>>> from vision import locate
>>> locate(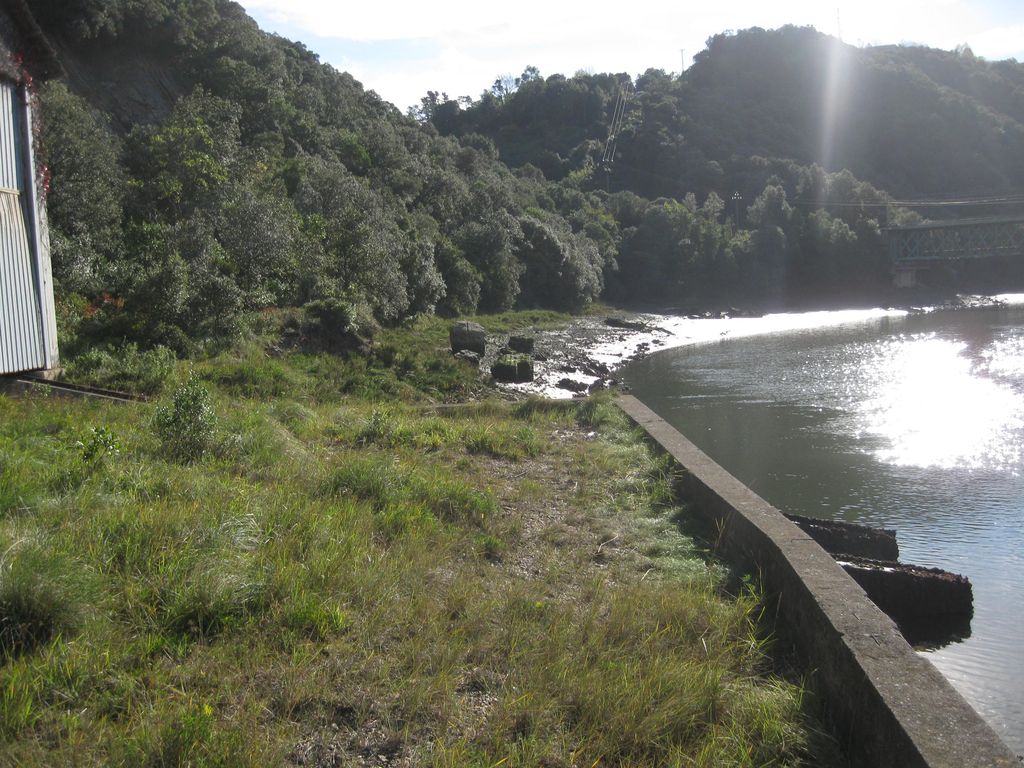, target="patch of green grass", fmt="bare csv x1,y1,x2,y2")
463,422,541,460
0,455,36,517
351,406,541,461
321,452,496,526
199,353,301,399
63,343,176,395
0,311,840,765
0,537,92,658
